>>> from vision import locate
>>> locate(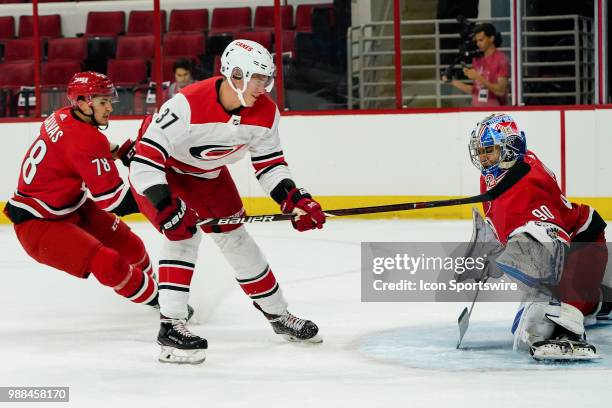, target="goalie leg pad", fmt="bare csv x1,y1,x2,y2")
496,231,566,291
512,300,586,351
